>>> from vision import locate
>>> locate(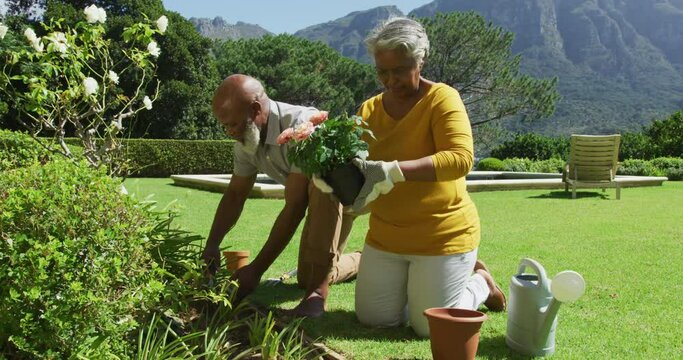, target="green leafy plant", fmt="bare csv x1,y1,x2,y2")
278,111,371,176
476,157,505,171
0,159,166,358
245,311,319,360
0,129,51,171
0,5,166,175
